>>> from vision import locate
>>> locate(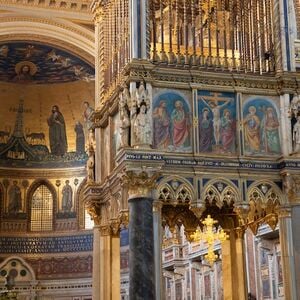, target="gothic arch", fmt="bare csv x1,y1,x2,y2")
246,180,284,233
26,179,57,231
202,178,240,209
157,176,195,205
0,14,94,64
247,180,284,205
